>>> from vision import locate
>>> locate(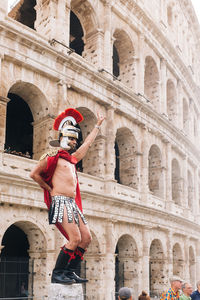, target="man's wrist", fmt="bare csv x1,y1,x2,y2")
95,124,101,129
